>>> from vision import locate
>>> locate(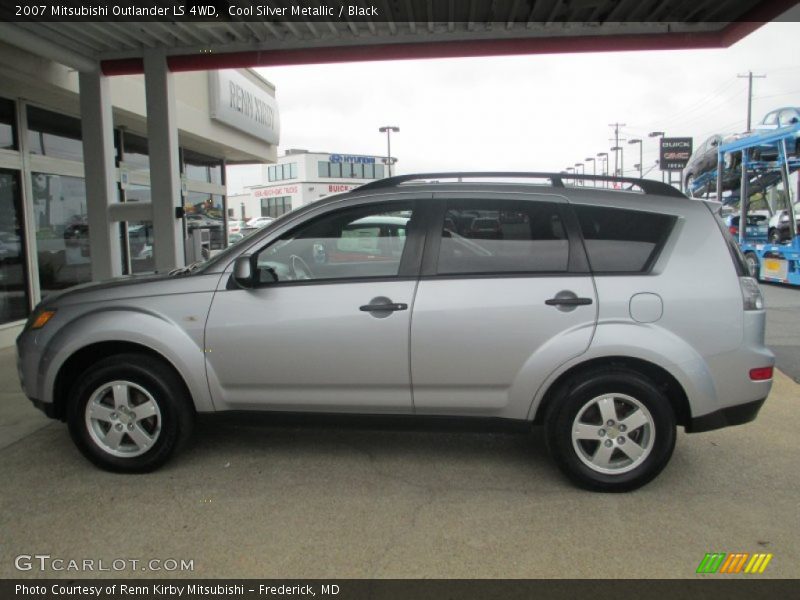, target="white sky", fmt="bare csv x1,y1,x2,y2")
227,11,800,193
